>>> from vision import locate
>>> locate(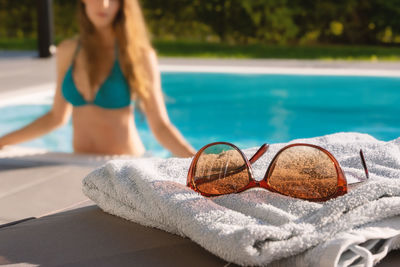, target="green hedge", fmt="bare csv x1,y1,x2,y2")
0,0,399,45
